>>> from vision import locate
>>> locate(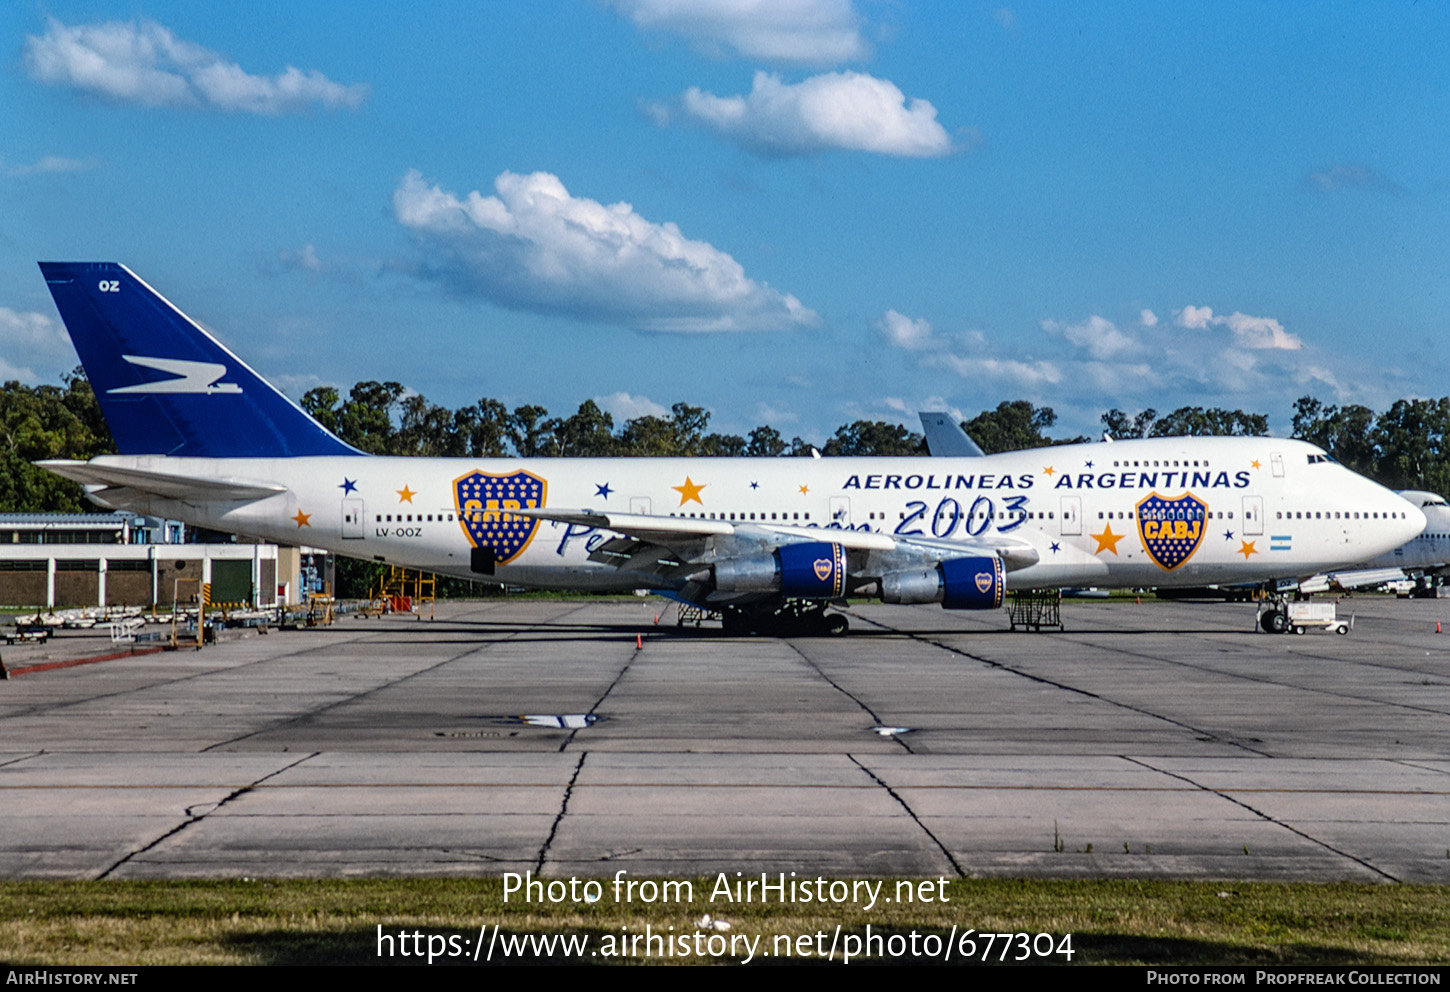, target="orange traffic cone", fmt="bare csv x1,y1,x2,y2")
653,614,659,625
635,634,643,650
1437,622,1442,634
